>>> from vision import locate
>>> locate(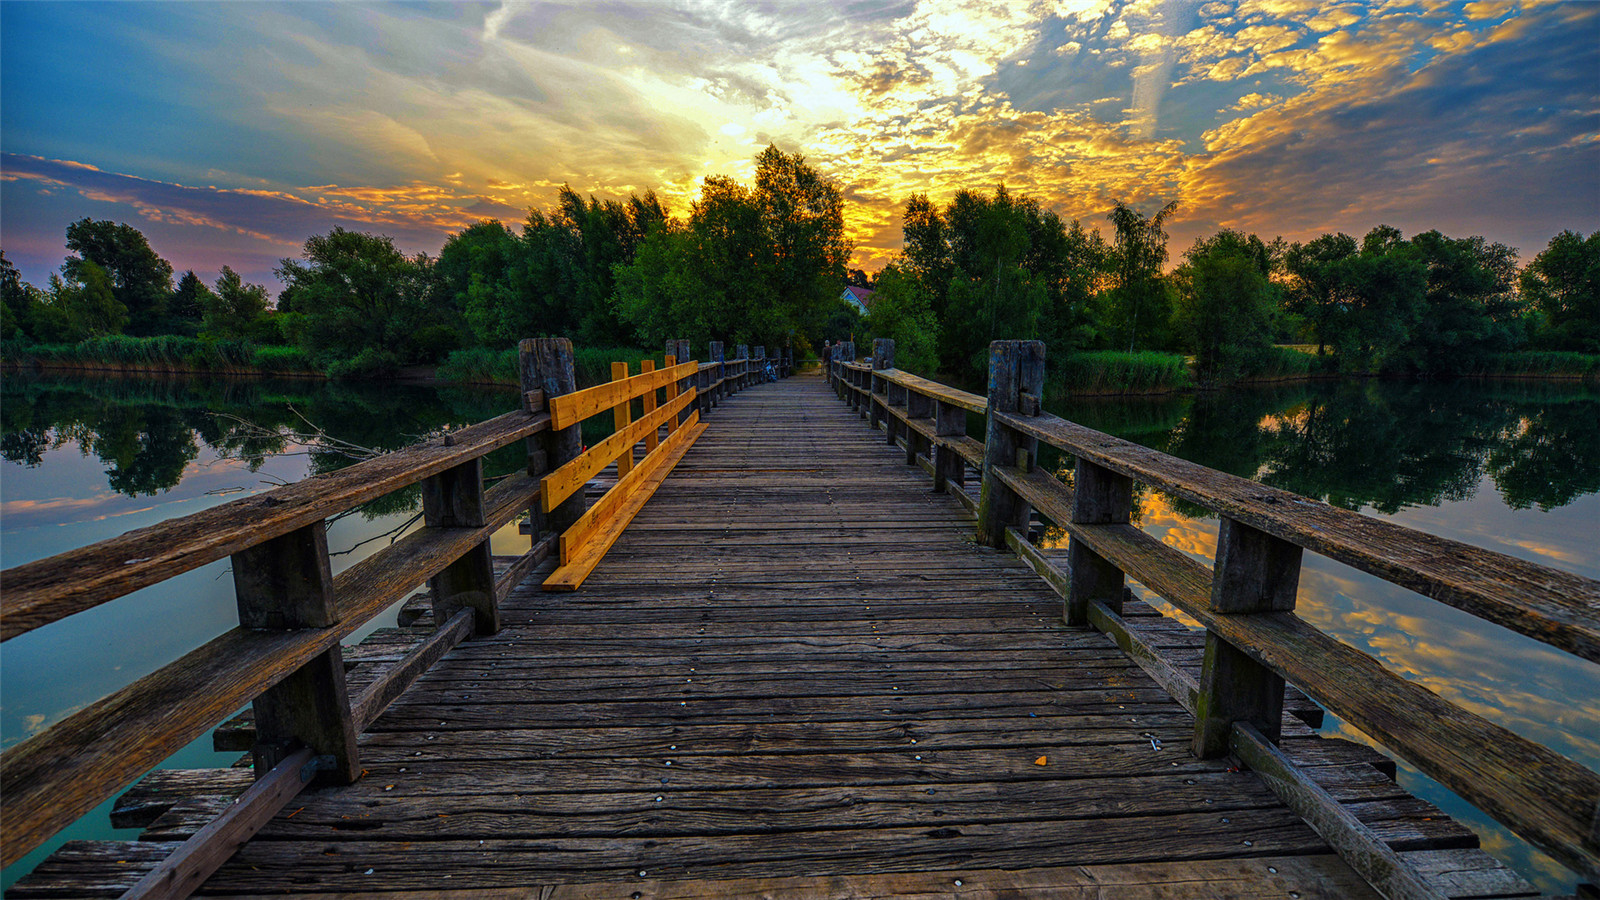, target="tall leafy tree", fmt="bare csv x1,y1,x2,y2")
753,145,850,342
31,260,127,342
1283,233,1359,357
63,219,173,334
1101,199,1178,351
276,228,437,372
1,251,35,339
1396,230,1521,373
168,271,214,329
202,266,269,340
1173,230,1280,379
1520,230,1599,352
